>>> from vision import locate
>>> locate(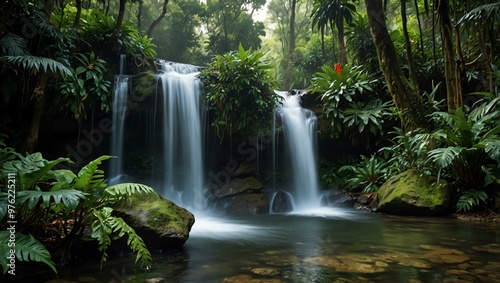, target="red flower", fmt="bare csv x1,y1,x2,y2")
334,63,342,75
